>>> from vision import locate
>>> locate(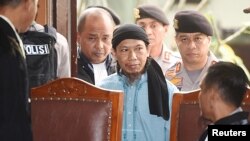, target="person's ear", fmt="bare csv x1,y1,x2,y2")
163,25,168,33
175,35,180,47
209,87,220,104
23,0,32,10
76,32,81,44
207,36,212,44
111,48,117,60
146,46,150,56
